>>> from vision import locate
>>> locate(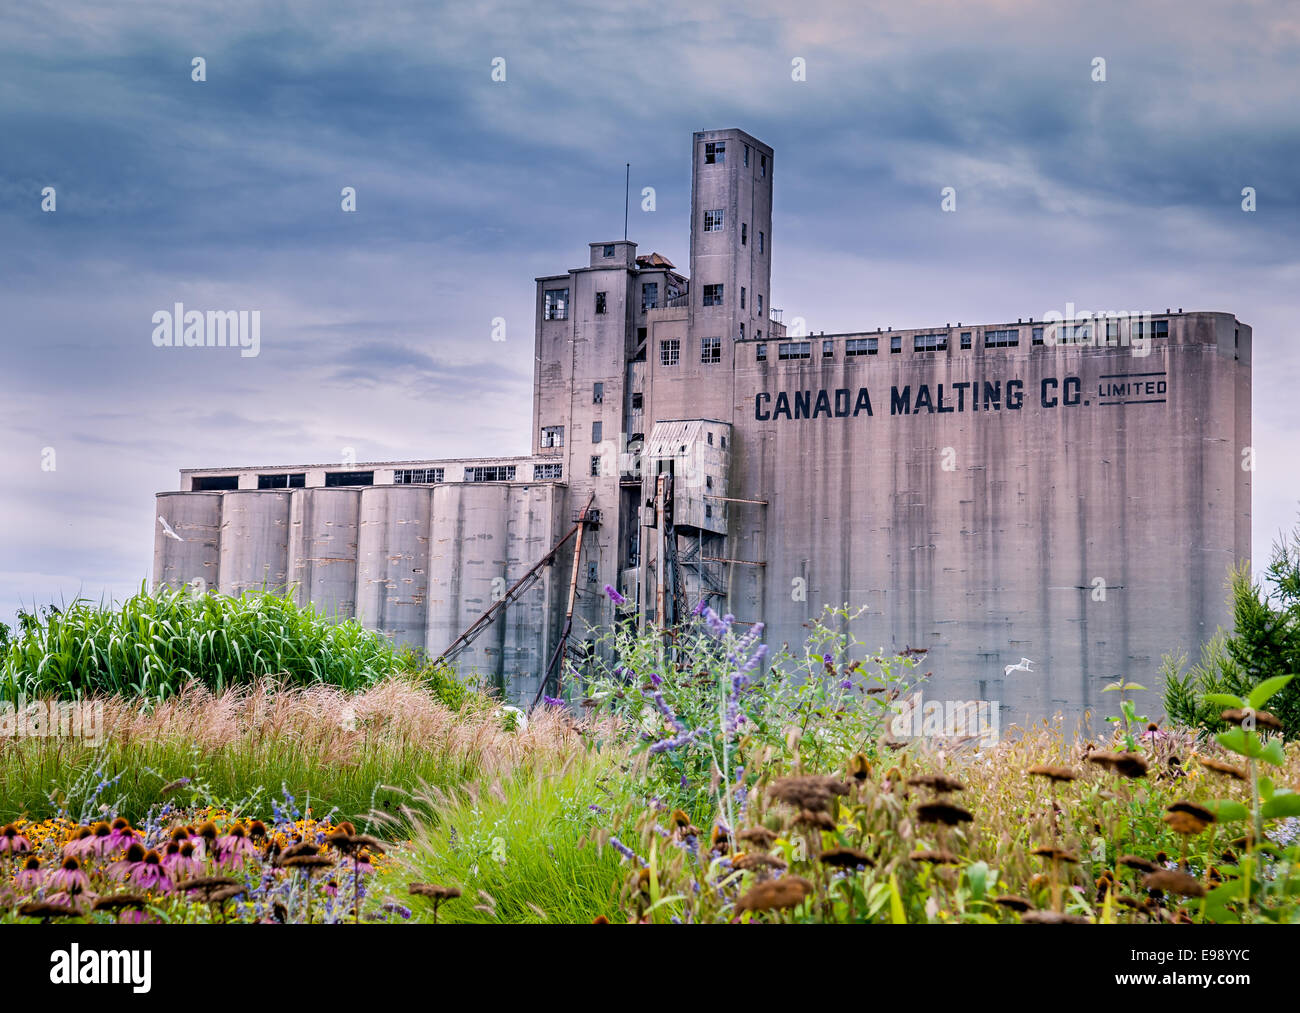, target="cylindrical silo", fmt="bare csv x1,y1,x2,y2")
287,488,360,620
153,491,223,592
217,491,291,598
427,483,510,686
501,484,567,703
355,486,431,649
